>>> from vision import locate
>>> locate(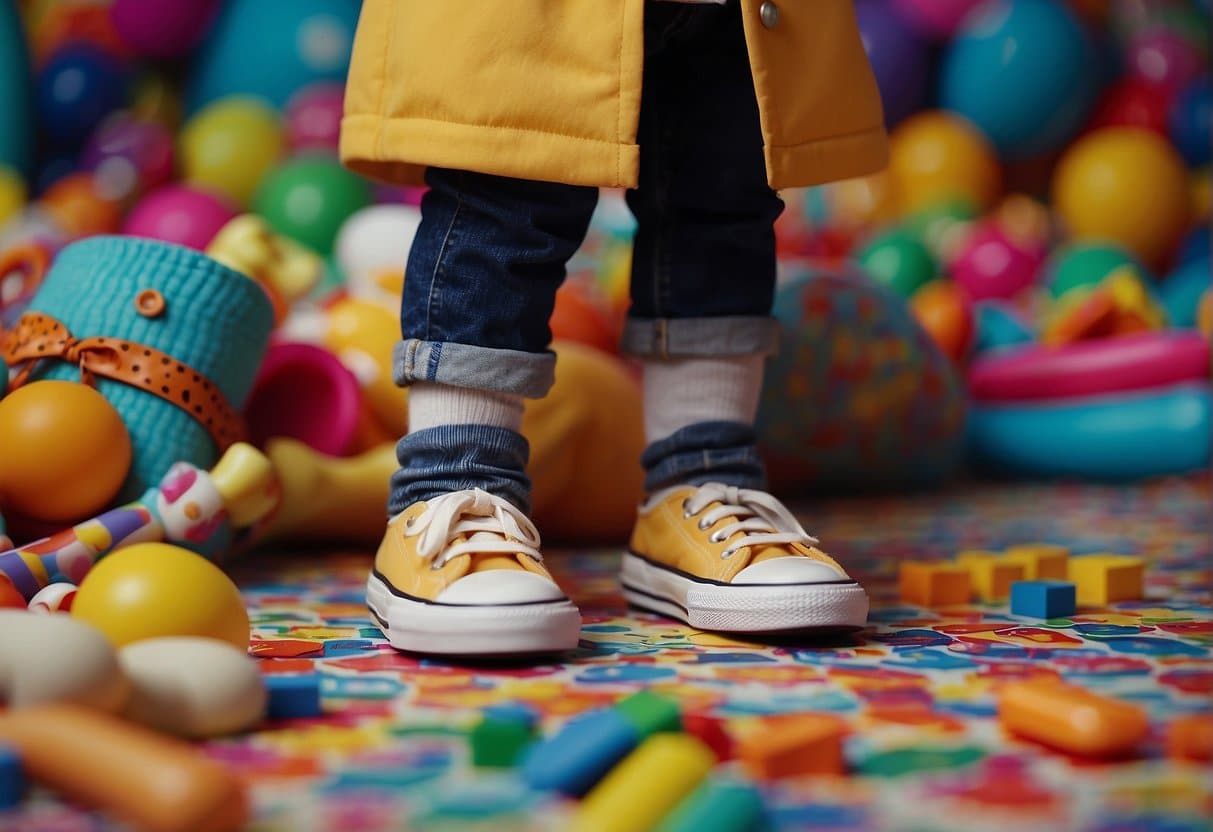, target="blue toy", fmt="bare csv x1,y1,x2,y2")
973,302,1034,355
186,0,360,113
658,779,766,832
520,707,638,796
0,0,31,174
940,0,1100,160
968,384,1212,480
1159,257,1212,329
1011,581,1077,619
1168,74,1211,168
35,45,131,146
0,743,22,809
1176,227,1210,267
265,674,323,720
